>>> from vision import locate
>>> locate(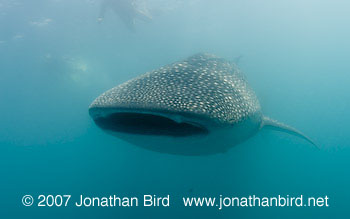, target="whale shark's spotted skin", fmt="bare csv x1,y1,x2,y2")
90,53,261,125
89,53,315,155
